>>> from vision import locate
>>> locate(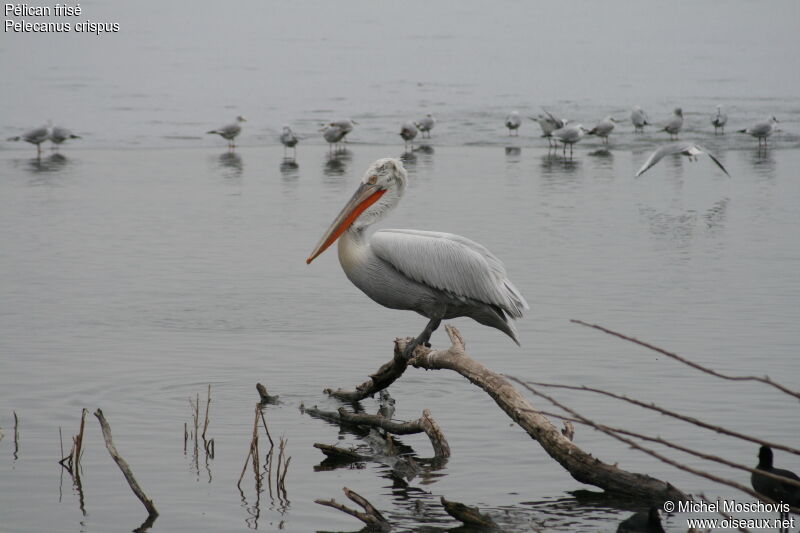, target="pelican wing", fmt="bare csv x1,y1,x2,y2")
371,229,528,317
